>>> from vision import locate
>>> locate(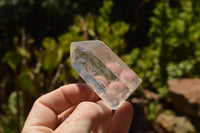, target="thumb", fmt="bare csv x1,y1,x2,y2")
55,101,112,133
